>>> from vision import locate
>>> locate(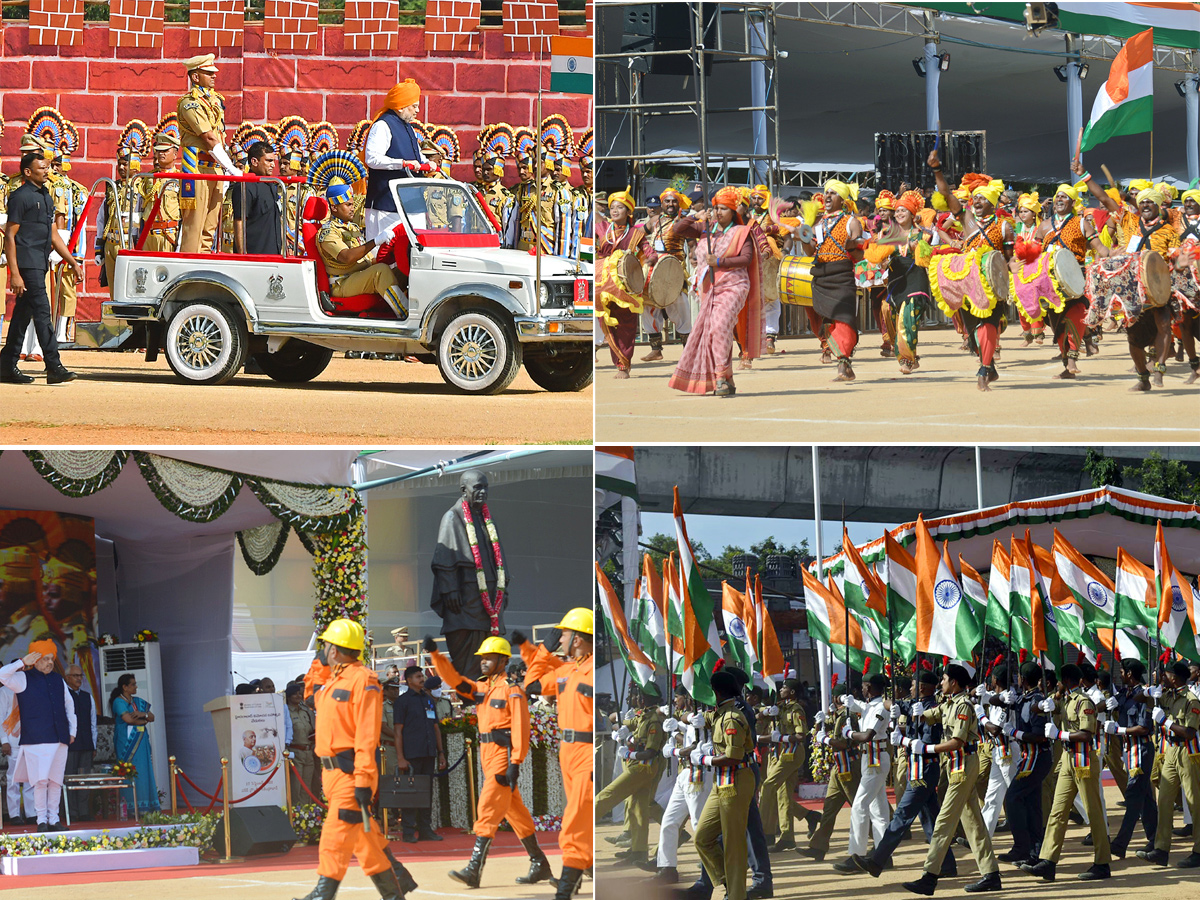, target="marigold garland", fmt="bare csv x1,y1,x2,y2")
808,720,832,784
311,515,368,636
